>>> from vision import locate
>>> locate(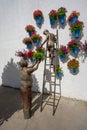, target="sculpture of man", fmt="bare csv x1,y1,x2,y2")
19,59,40,119
41,29,57,64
